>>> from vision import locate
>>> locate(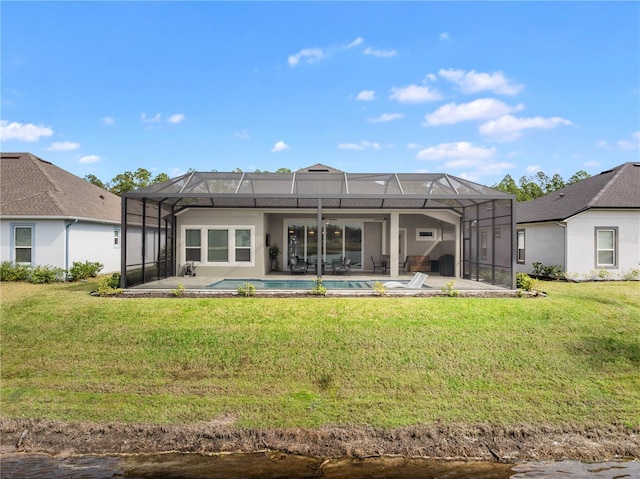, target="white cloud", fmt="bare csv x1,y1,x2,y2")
598,131,640,150
102,116,115,126
479,115,572,141
583,160,601,168
0,120,53,142
363,47,397,58
617,131,640,150
141,113,162,123
79,155,101,164
390,84,442,103
526,165,542,174
356,90,376,101
424,98,525,126
338,140,381,150
48,141,80,151
438,68,524,95
347,37,364,48
406,143,423,150
235,130,250,139
416,141,496,162
271,140,289,152
476,161,516,175
288,48,324,67
167,113,185,124
439,32,451,41
367,113,403,123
